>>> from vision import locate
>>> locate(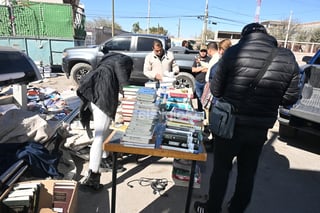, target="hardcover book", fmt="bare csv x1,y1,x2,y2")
52,182,76,213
